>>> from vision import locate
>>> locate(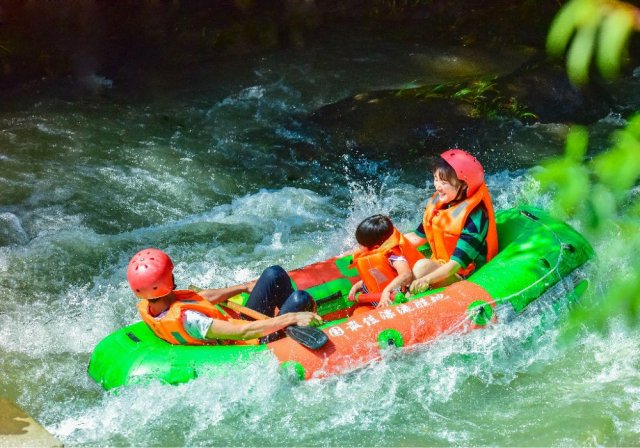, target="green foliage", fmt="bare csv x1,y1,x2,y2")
536,117,640,329
536,127,590,217
538,118,640,230
542,0,640,331
547,0,638,85
398,78,538,122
